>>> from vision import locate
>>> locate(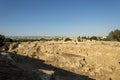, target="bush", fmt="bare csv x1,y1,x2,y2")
64,37,72,42
81,36,87,39
40,38,48,41
54,38,63,41
4,38,13,42
77,36,81,42
107,29,120,41
90,36,98,40
0,34,5,47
